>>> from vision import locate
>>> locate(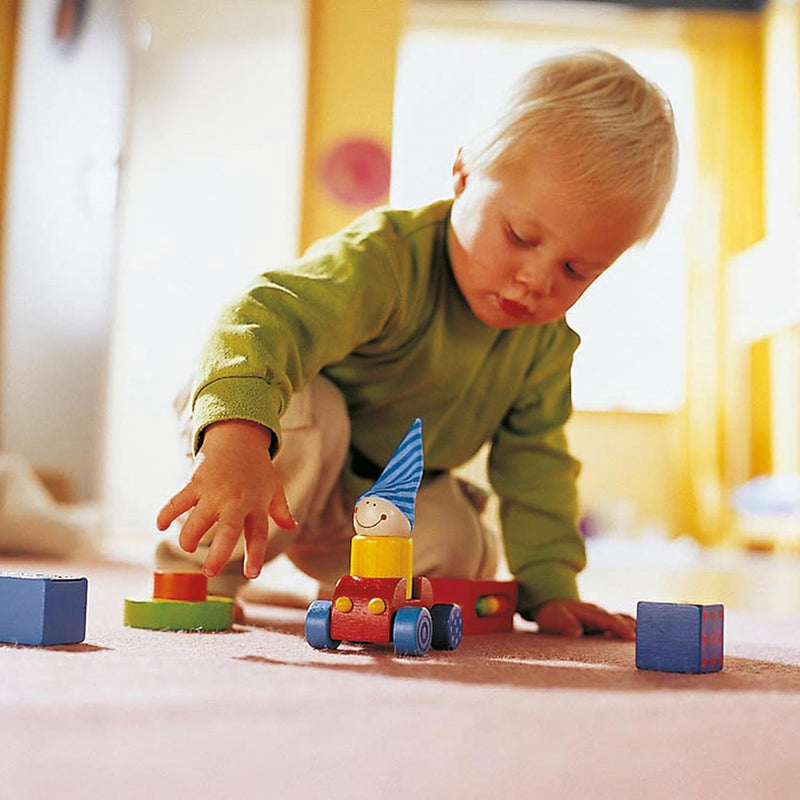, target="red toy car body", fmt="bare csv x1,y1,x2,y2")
305,574,463,656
